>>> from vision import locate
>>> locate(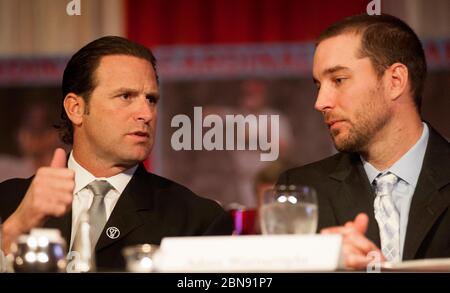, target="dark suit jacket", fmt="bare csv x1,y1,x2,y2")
278,127,450,260
0,163,233,270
